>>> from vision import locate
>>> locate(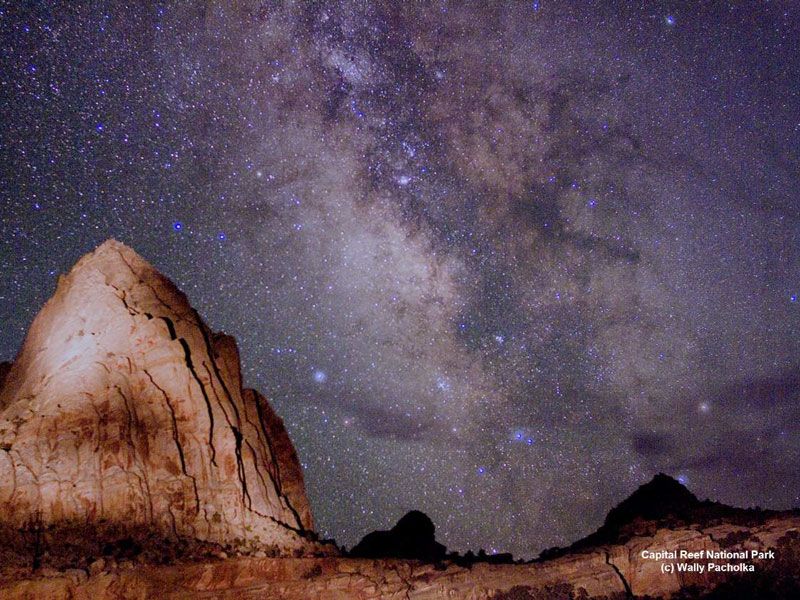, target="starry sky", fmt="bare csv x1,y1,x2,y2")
1,1,799,559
